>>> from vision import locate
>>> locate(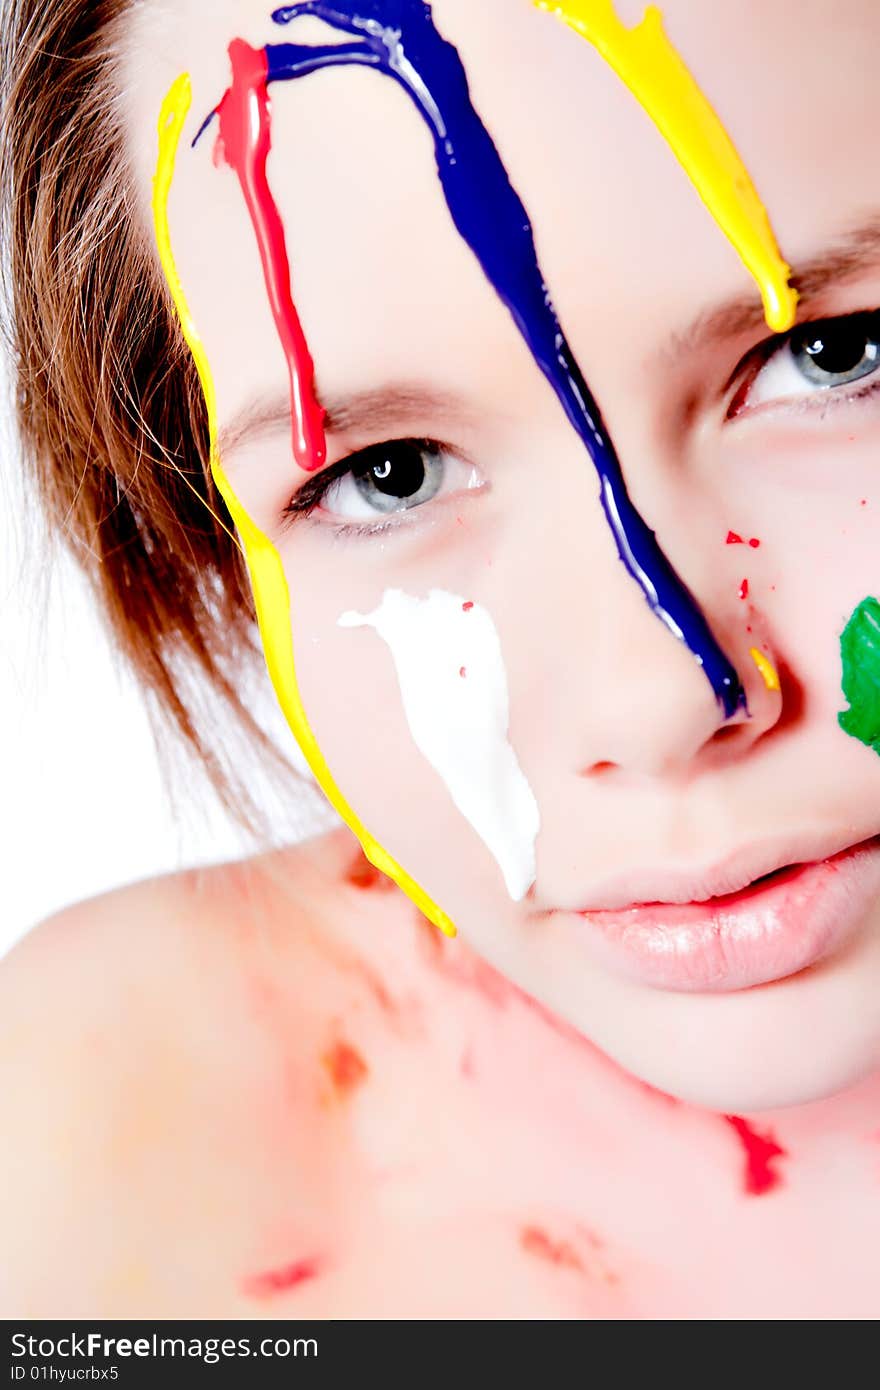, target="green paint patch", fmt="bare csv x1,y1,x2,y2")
839,596,880,753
